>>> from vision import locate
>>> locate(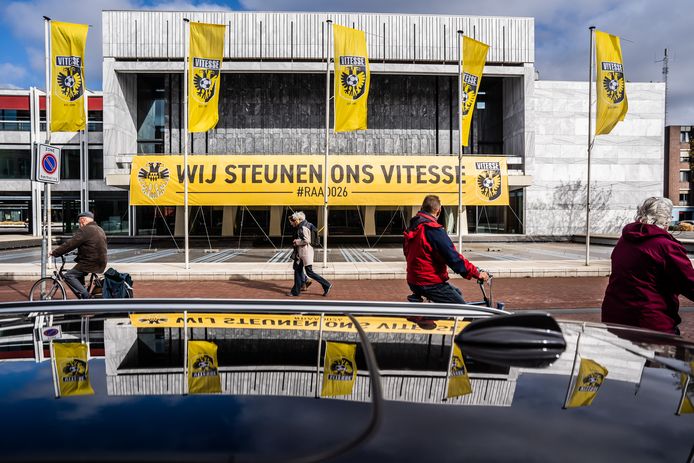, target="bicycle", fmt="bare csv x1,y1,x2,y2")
407,274,506,309
28,255,132,301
